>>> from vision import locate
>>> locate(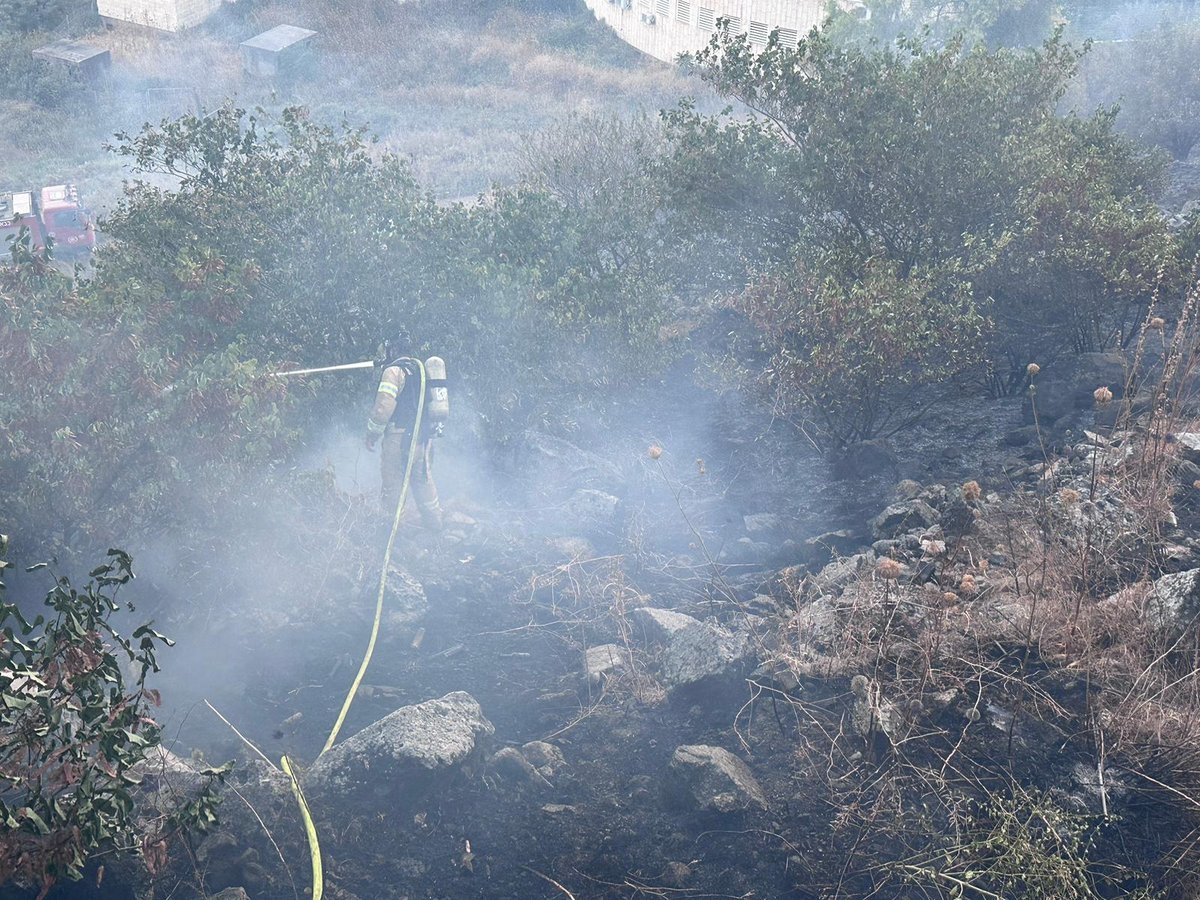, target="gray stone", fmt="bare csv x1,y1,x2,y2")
563,488,621,536
522,741,567,778
871,500,939,539
1170,433,1200,466
743,513,785,535
810,552,874,596
207,890,251,900
584,643,627,683
1146,568,1200,631
630,607,751,688
309,692,493,802
384,564,427,626
489,746,551,788
720,536,773,564
802,529,861,567
892,479,923,502
667,744,767,813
